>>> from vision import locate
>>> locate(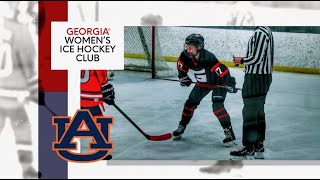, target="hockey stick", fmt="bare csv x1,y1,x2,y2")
113,104,172,141
159,78,242,91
